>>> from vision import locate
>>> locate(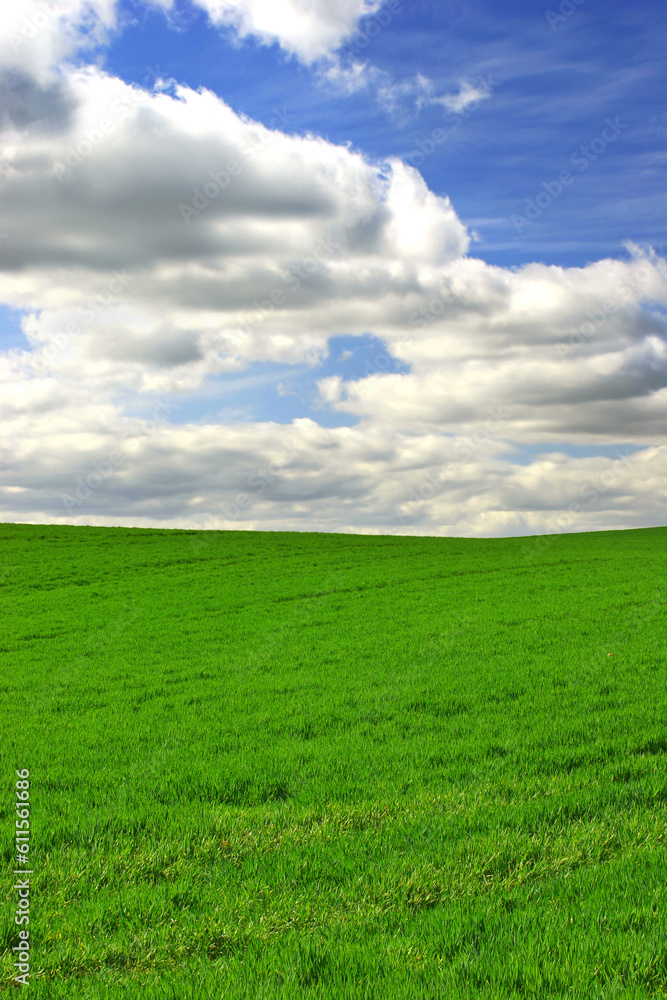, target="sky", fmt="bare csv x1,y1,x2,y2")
0,0,665,537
